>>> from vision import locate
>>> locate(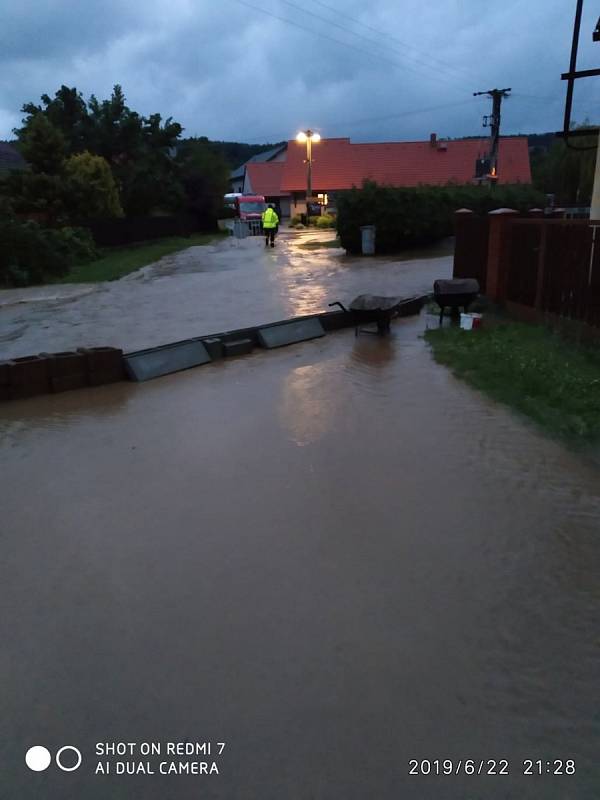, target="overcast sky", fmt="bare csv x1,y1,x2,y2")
1,0,599,145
